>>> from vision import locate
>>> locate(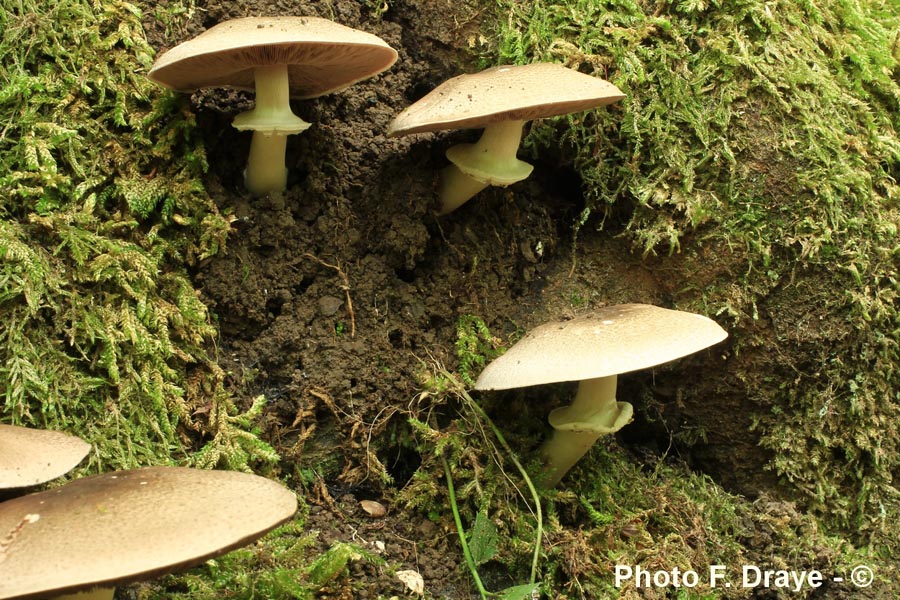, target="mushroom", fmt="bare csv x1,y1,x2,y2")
0,466,297,599
0,425,90,490
474,304,727,487
148,16,397,195
386,62,624,214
